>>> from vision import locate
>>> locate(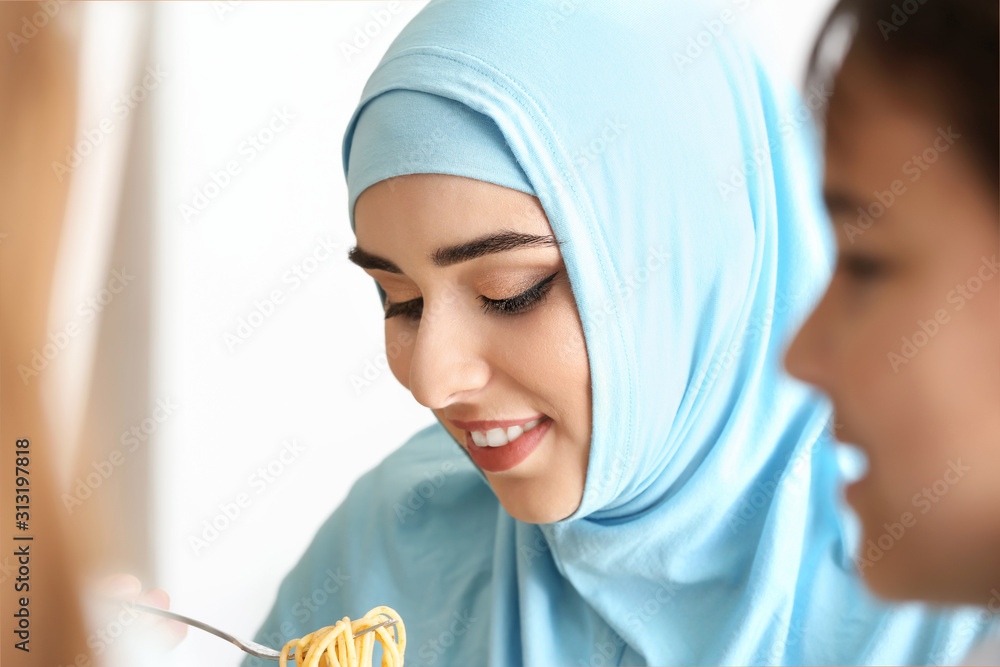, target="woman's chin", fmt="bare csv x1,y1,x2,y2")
492,480,583,525
860,559,960,605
